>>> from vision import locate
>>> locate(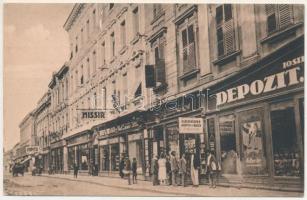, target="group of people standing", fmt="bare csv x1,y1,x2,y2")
119,157,138,185
151,150,220,188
